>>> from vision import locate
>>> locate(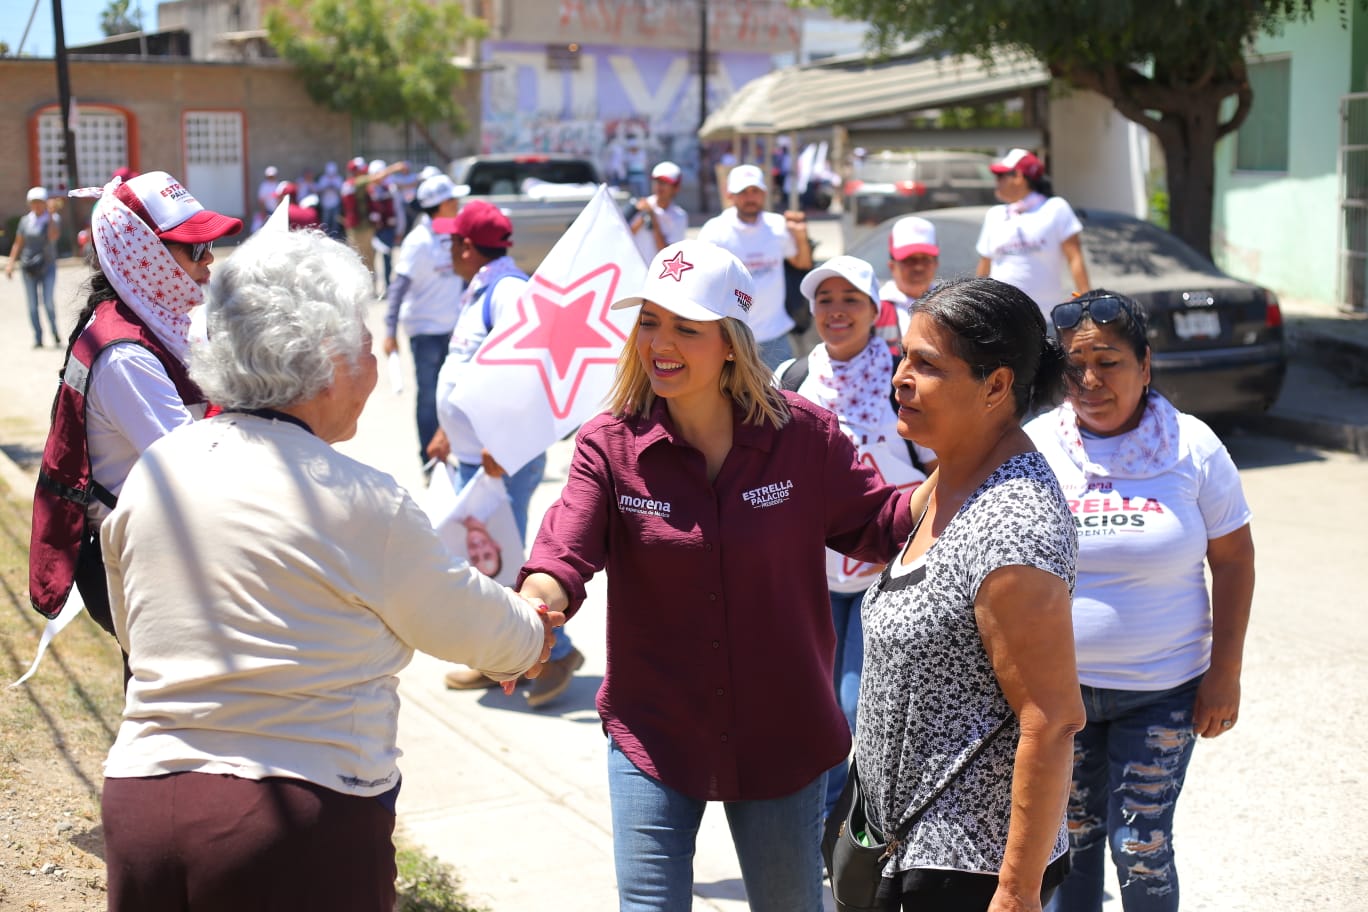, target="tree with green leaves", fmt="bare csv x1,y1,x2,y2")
806,0,1344,258
100,0,143,37
265,0,486,163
